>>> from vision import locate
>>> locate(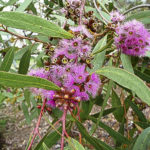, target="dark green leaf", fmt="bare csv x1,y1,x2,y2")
89,116,130,144
18,46,31,74
126,98,147,122
22,101,31,124
75,119,115,150
0,71,60,90
0,47,14,72
0,11,73,39
112,90,124,122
